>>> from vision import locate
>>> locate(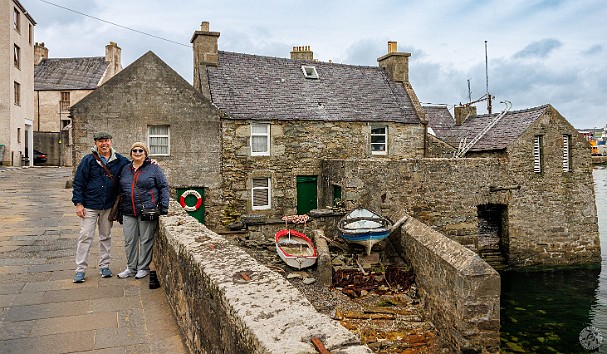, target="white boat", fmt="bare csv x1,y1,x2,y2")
275,229,318,269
